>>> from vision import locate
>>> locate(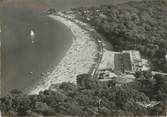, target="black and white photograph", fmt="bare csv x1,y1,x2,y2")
1,0,167,116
